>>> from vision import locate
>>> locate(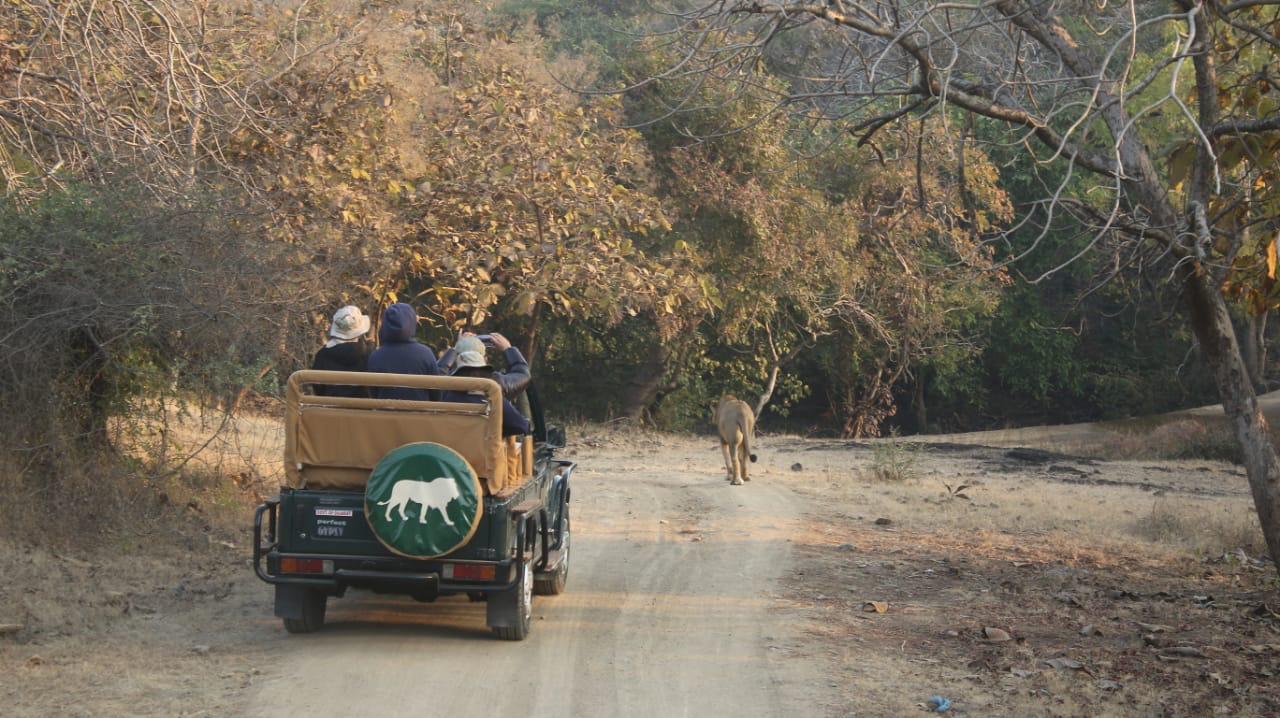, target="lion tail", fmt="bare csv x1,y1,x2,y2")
742,417,758,463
